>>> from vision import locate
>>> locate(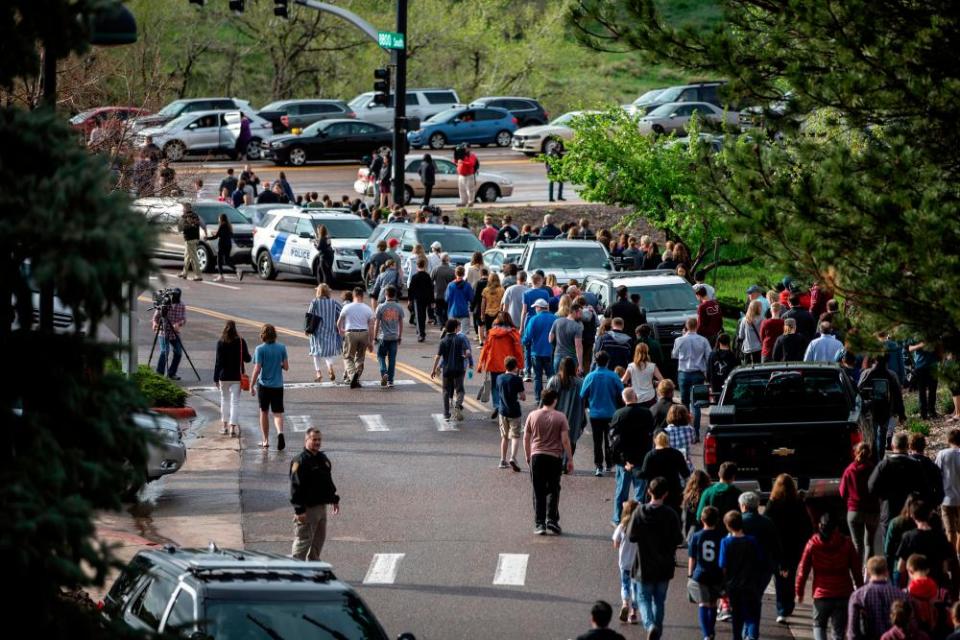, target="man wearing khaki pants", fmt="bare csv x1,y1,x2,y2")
337,287,375,389
290,427,340,560
178,203,203,281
